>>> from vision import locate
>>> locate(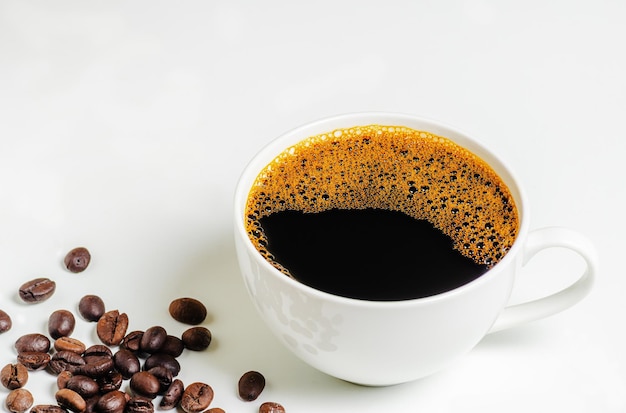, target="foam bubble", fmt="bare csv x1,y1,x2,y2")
245,125,518,269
